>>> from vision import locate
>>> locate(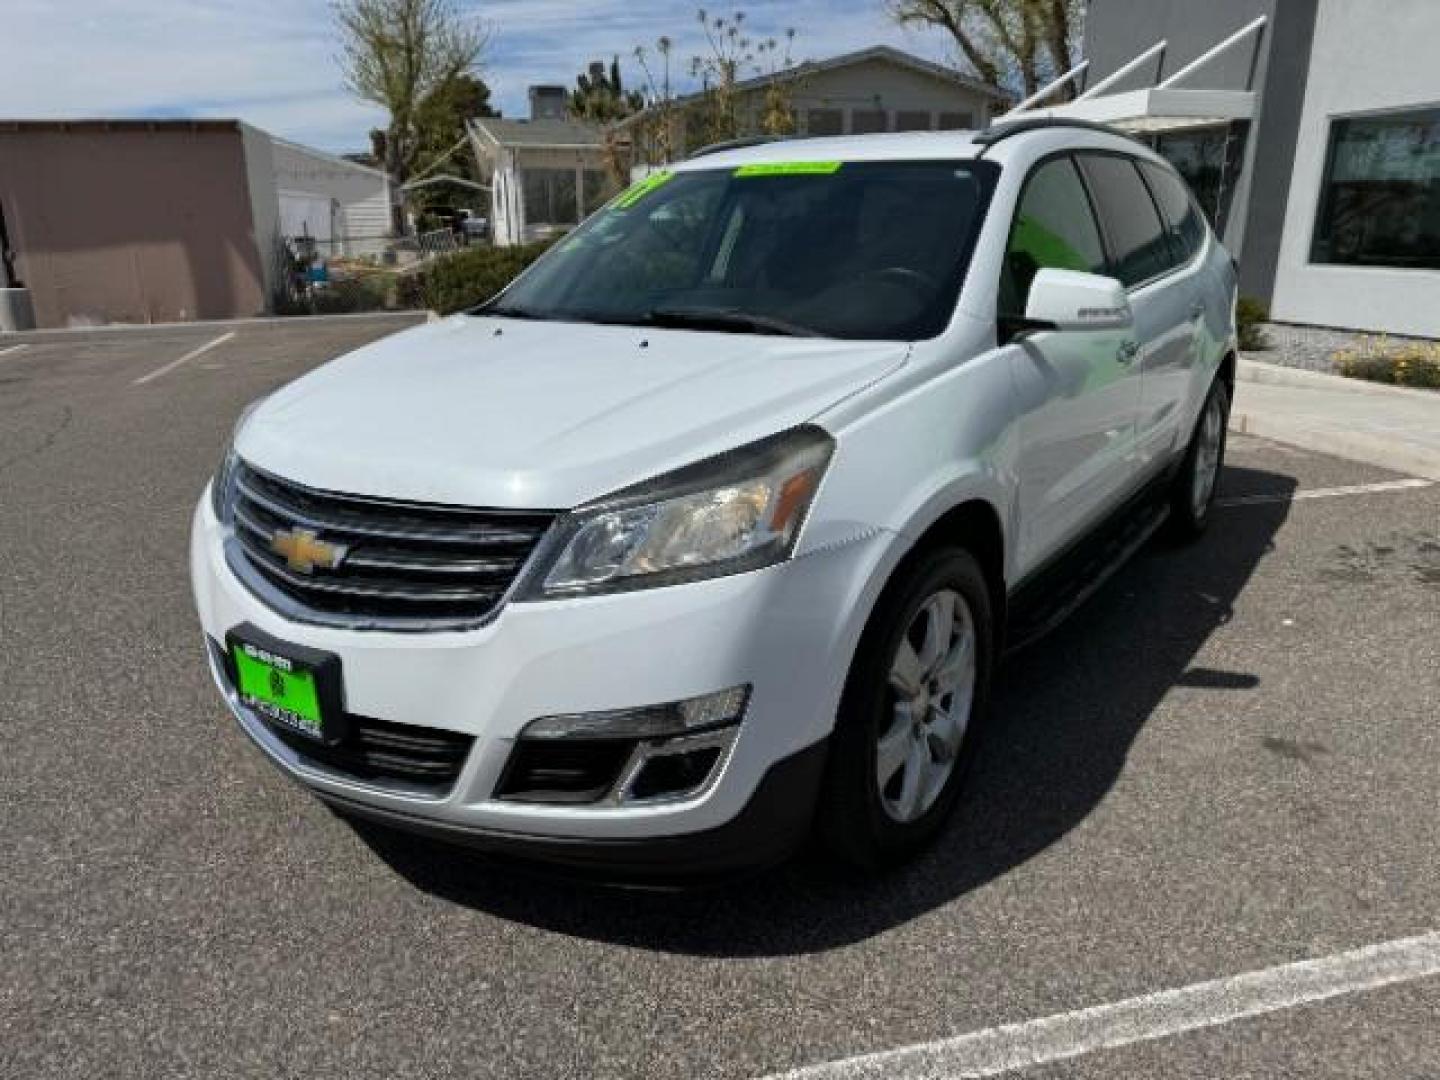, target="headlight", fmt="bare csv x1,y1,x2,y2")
210,395,269,525
210,445,240,524
523,426,834,598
